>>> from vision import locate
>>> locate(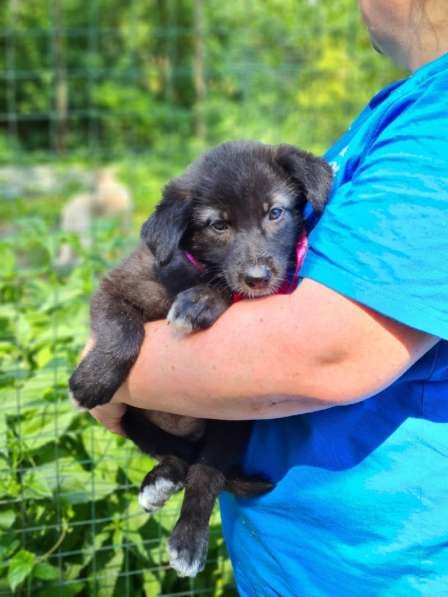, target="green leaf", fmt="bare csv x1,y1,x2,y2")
143,569,160,596
81,425,122,462
7,549,36,592
19,403,77,451
0,510,16,530
0,535,20,561
96,548,124,597
121,448,154,487
81,426,121,489
33,562,59,581
22,471,53,500
0,467,20,498
22,457,98,504
125,499,148,533
79,528,113,570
